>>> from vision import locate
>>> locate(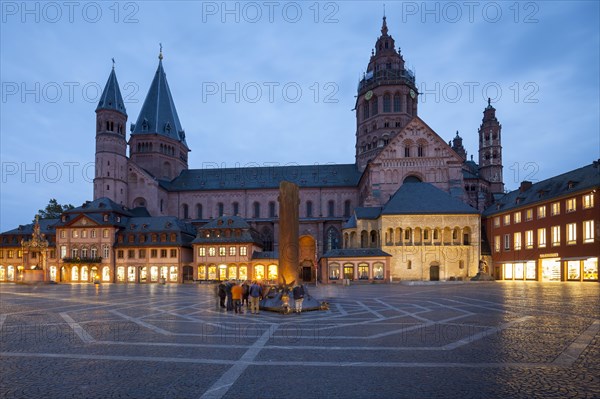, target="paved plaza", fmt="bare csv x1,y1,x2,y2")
0,282,599,398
